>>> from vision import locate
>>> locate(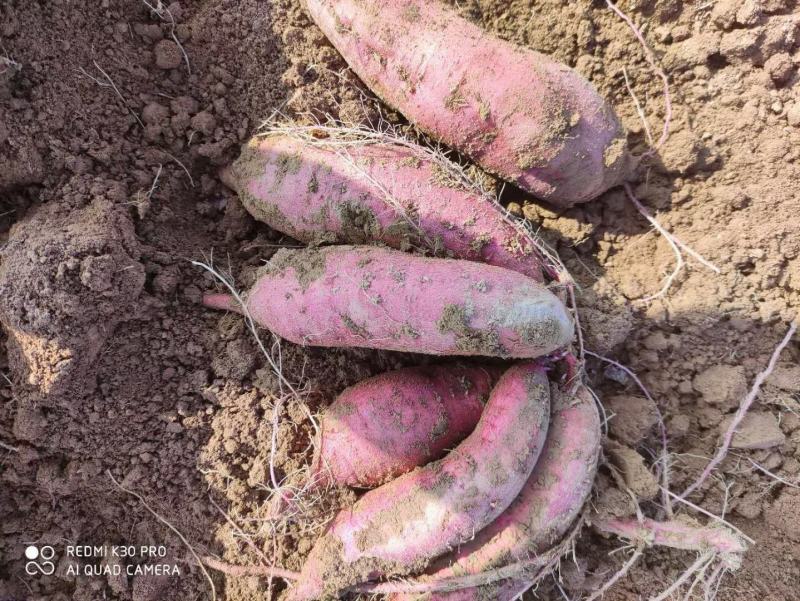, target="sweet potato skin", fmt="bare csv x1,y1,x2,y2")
226,135,545,281
204,245,573,358
303,0,628,206
594,517,747,556
311,364,499,488
288,362,551,600
390,383,601,601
